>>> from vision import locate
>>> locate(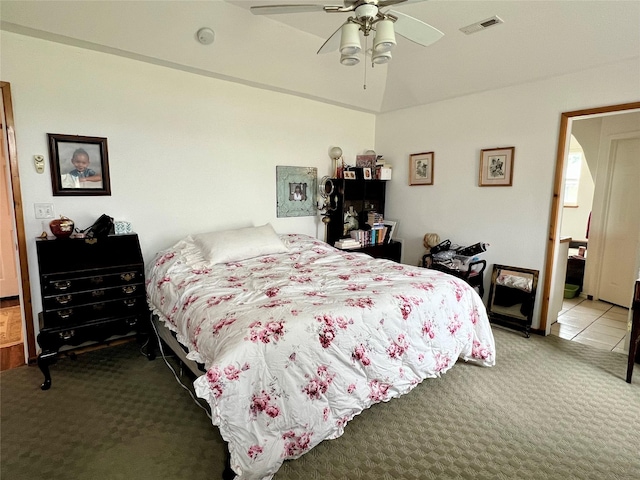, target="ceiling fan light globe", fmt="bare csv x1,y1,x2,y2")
340,54,360,66
372,51,392,65
339,23,362,55
373,19,396,53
